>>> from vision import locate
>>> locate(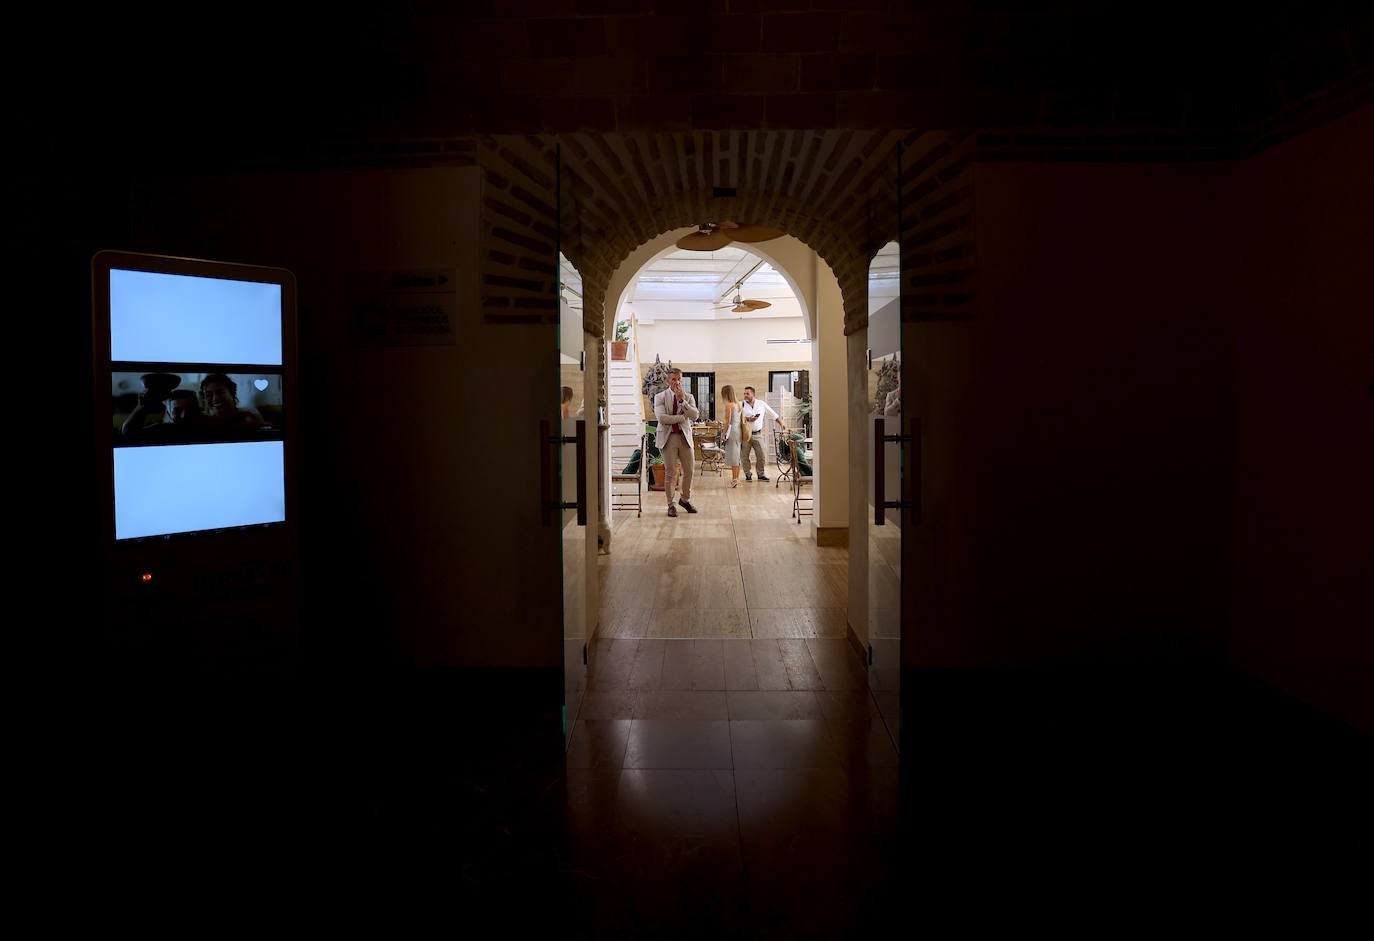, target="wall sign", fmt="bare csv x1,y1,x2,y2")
350,268,458,346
